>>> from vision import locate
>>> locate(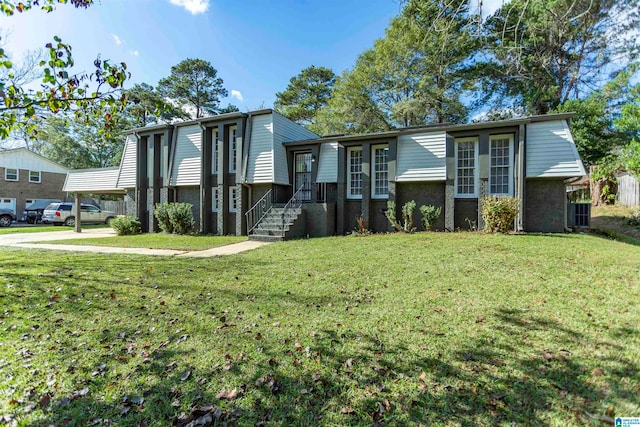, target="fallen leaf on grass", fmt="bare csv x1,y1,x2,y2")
180,370,191,382
216,388,238,401
341,407,355,414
